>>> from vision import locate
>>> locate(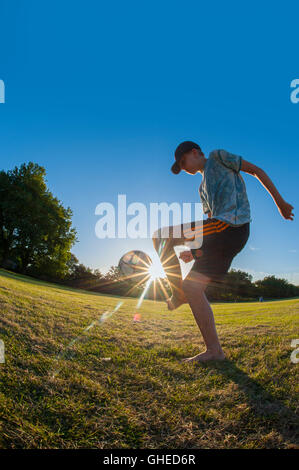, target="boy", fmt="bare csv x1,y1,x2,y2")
152,141,294,363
